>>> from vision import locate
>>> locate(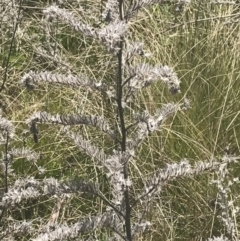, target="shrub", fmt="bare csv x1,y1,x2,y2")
0,0,240,240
